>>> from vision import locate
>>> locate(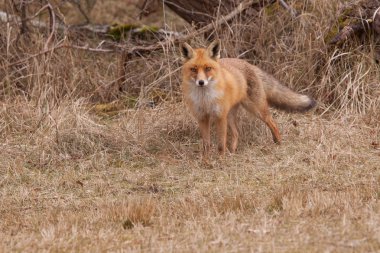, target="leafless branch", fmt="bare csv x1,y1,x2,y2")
278,0,299,18
69,0,91,23
44,3,56,51
126,0,259,56
6,42,116,68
